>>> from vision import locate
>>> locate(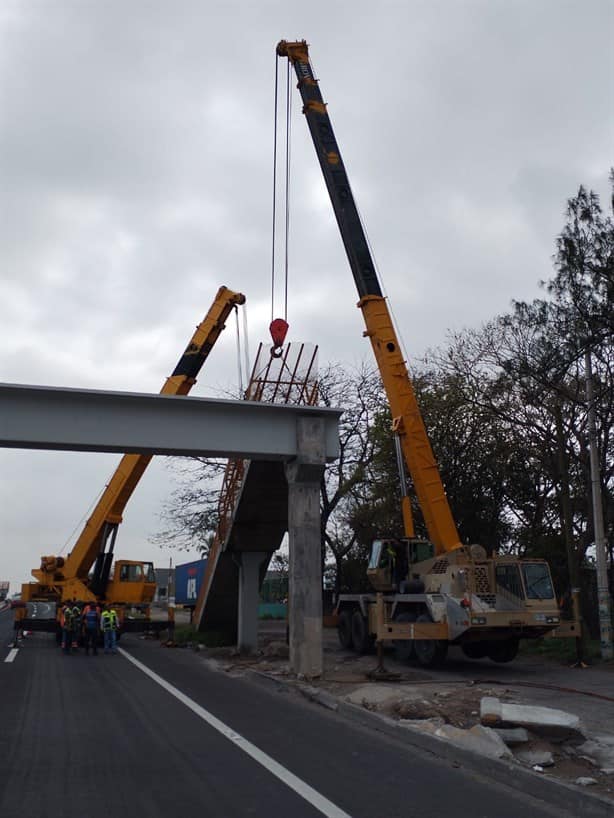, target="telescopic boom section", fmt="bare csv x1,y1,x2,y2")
59,286,246,580
277,40,461,554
